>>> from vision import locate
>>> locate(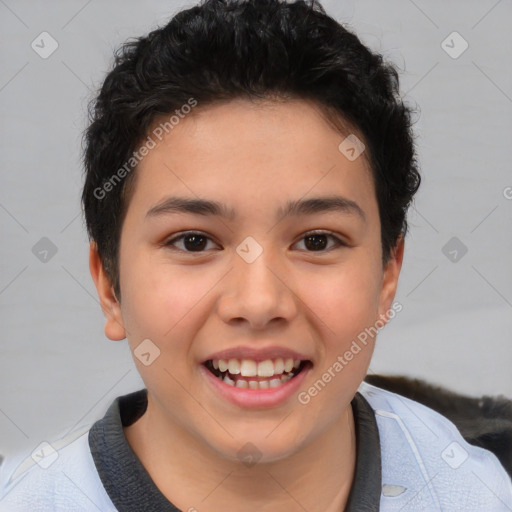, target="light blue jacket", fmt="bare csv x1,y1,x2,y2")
1,382,511,511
